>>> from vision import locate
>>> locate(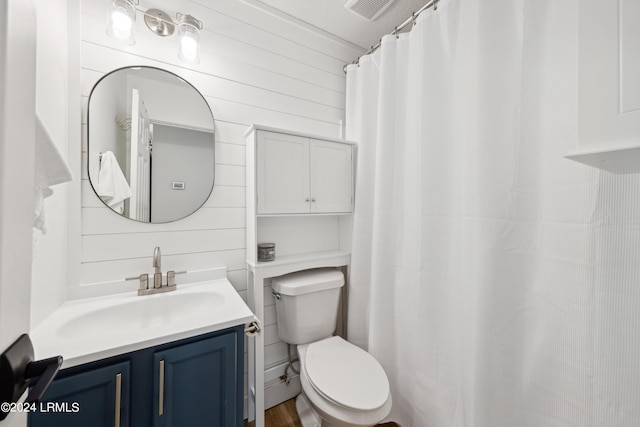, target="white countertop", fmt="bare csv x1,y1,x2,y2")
31,273,255,369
